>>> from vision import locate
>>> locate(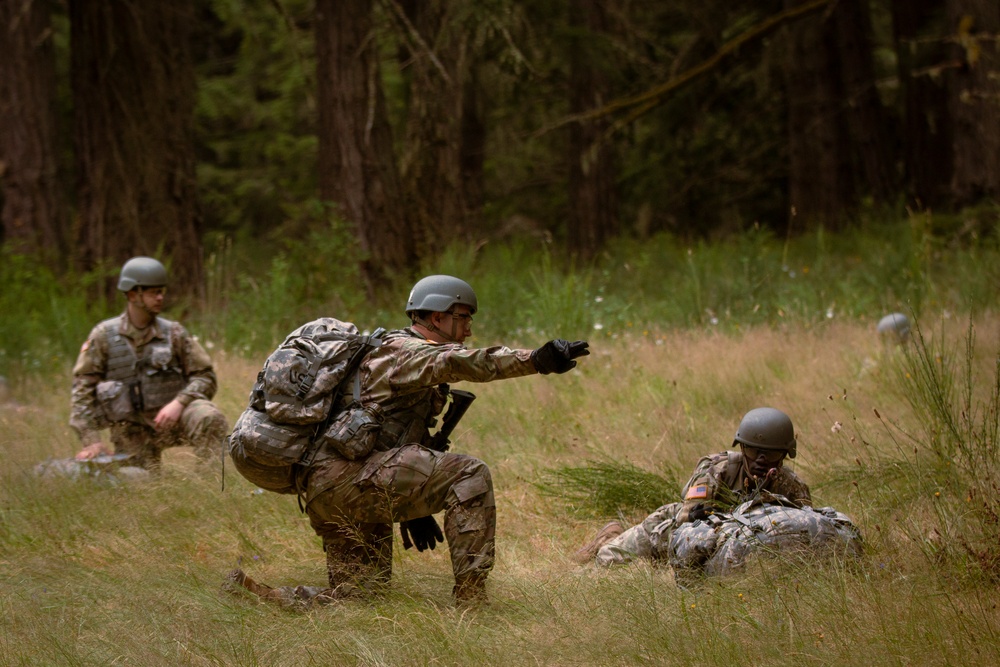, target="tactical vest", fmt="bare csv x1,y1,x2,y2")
372,389,441,451
100,317,187,411
351,330,446,453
